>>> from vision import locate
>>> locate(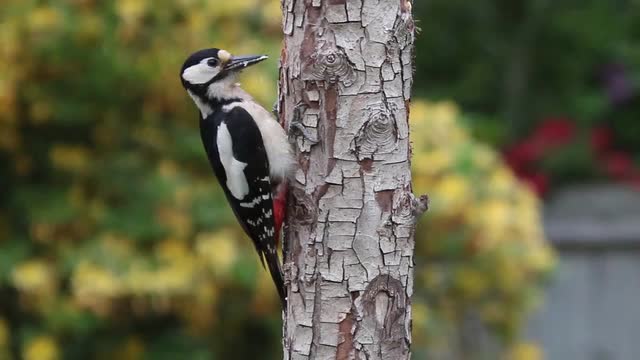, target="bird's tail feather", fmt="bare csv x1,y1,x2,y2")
265,253,287,309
